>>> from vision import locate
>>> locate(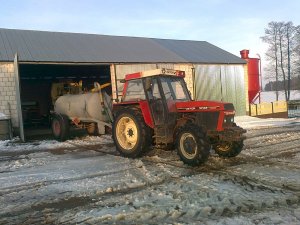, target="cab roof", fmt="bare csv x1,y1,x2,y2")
124,68,185,81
